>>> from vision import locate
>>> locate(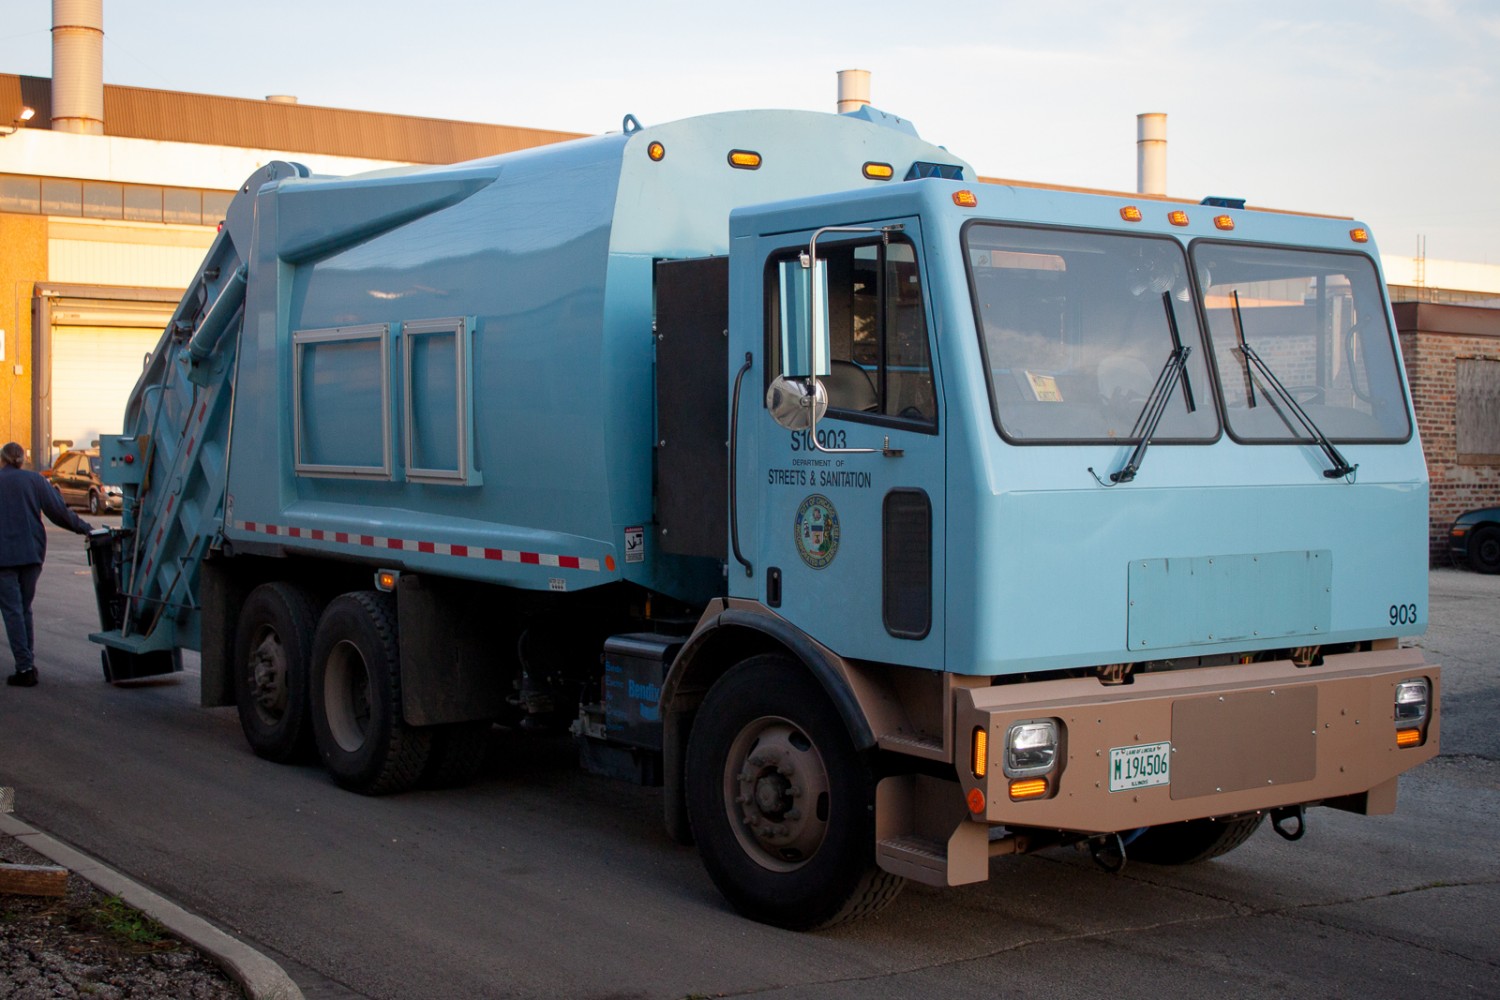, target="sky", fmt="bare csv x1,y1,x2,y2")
2,0,1497,263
